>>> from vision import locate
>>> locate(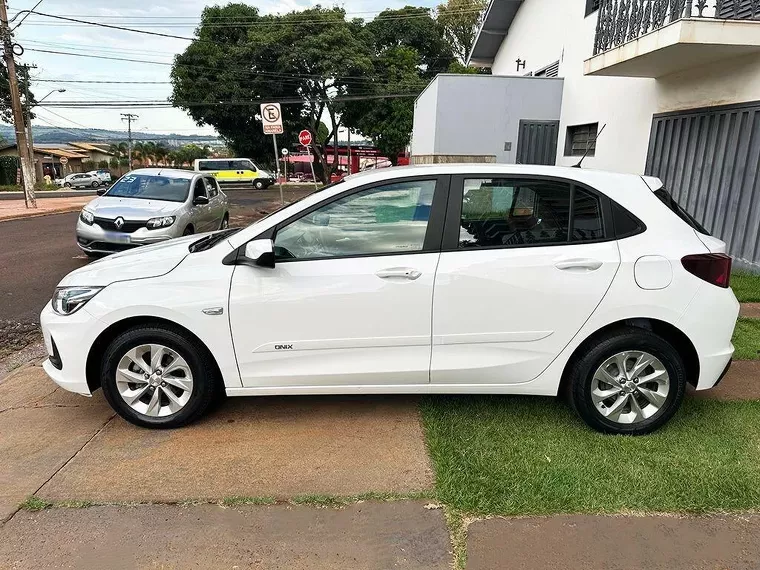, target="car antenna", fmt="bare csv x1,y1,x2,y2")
573,123,606,168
